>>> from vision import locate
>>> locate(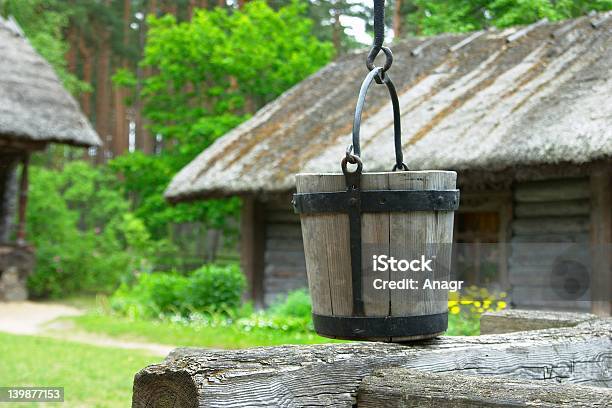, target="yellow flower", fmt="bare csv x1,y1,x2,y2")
497,301,507,310
448,300,458,307
483,300,491,309
450,306,460,314
460,300,472,305
477,308,484,313
499,292,507,298
474,301,481,307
